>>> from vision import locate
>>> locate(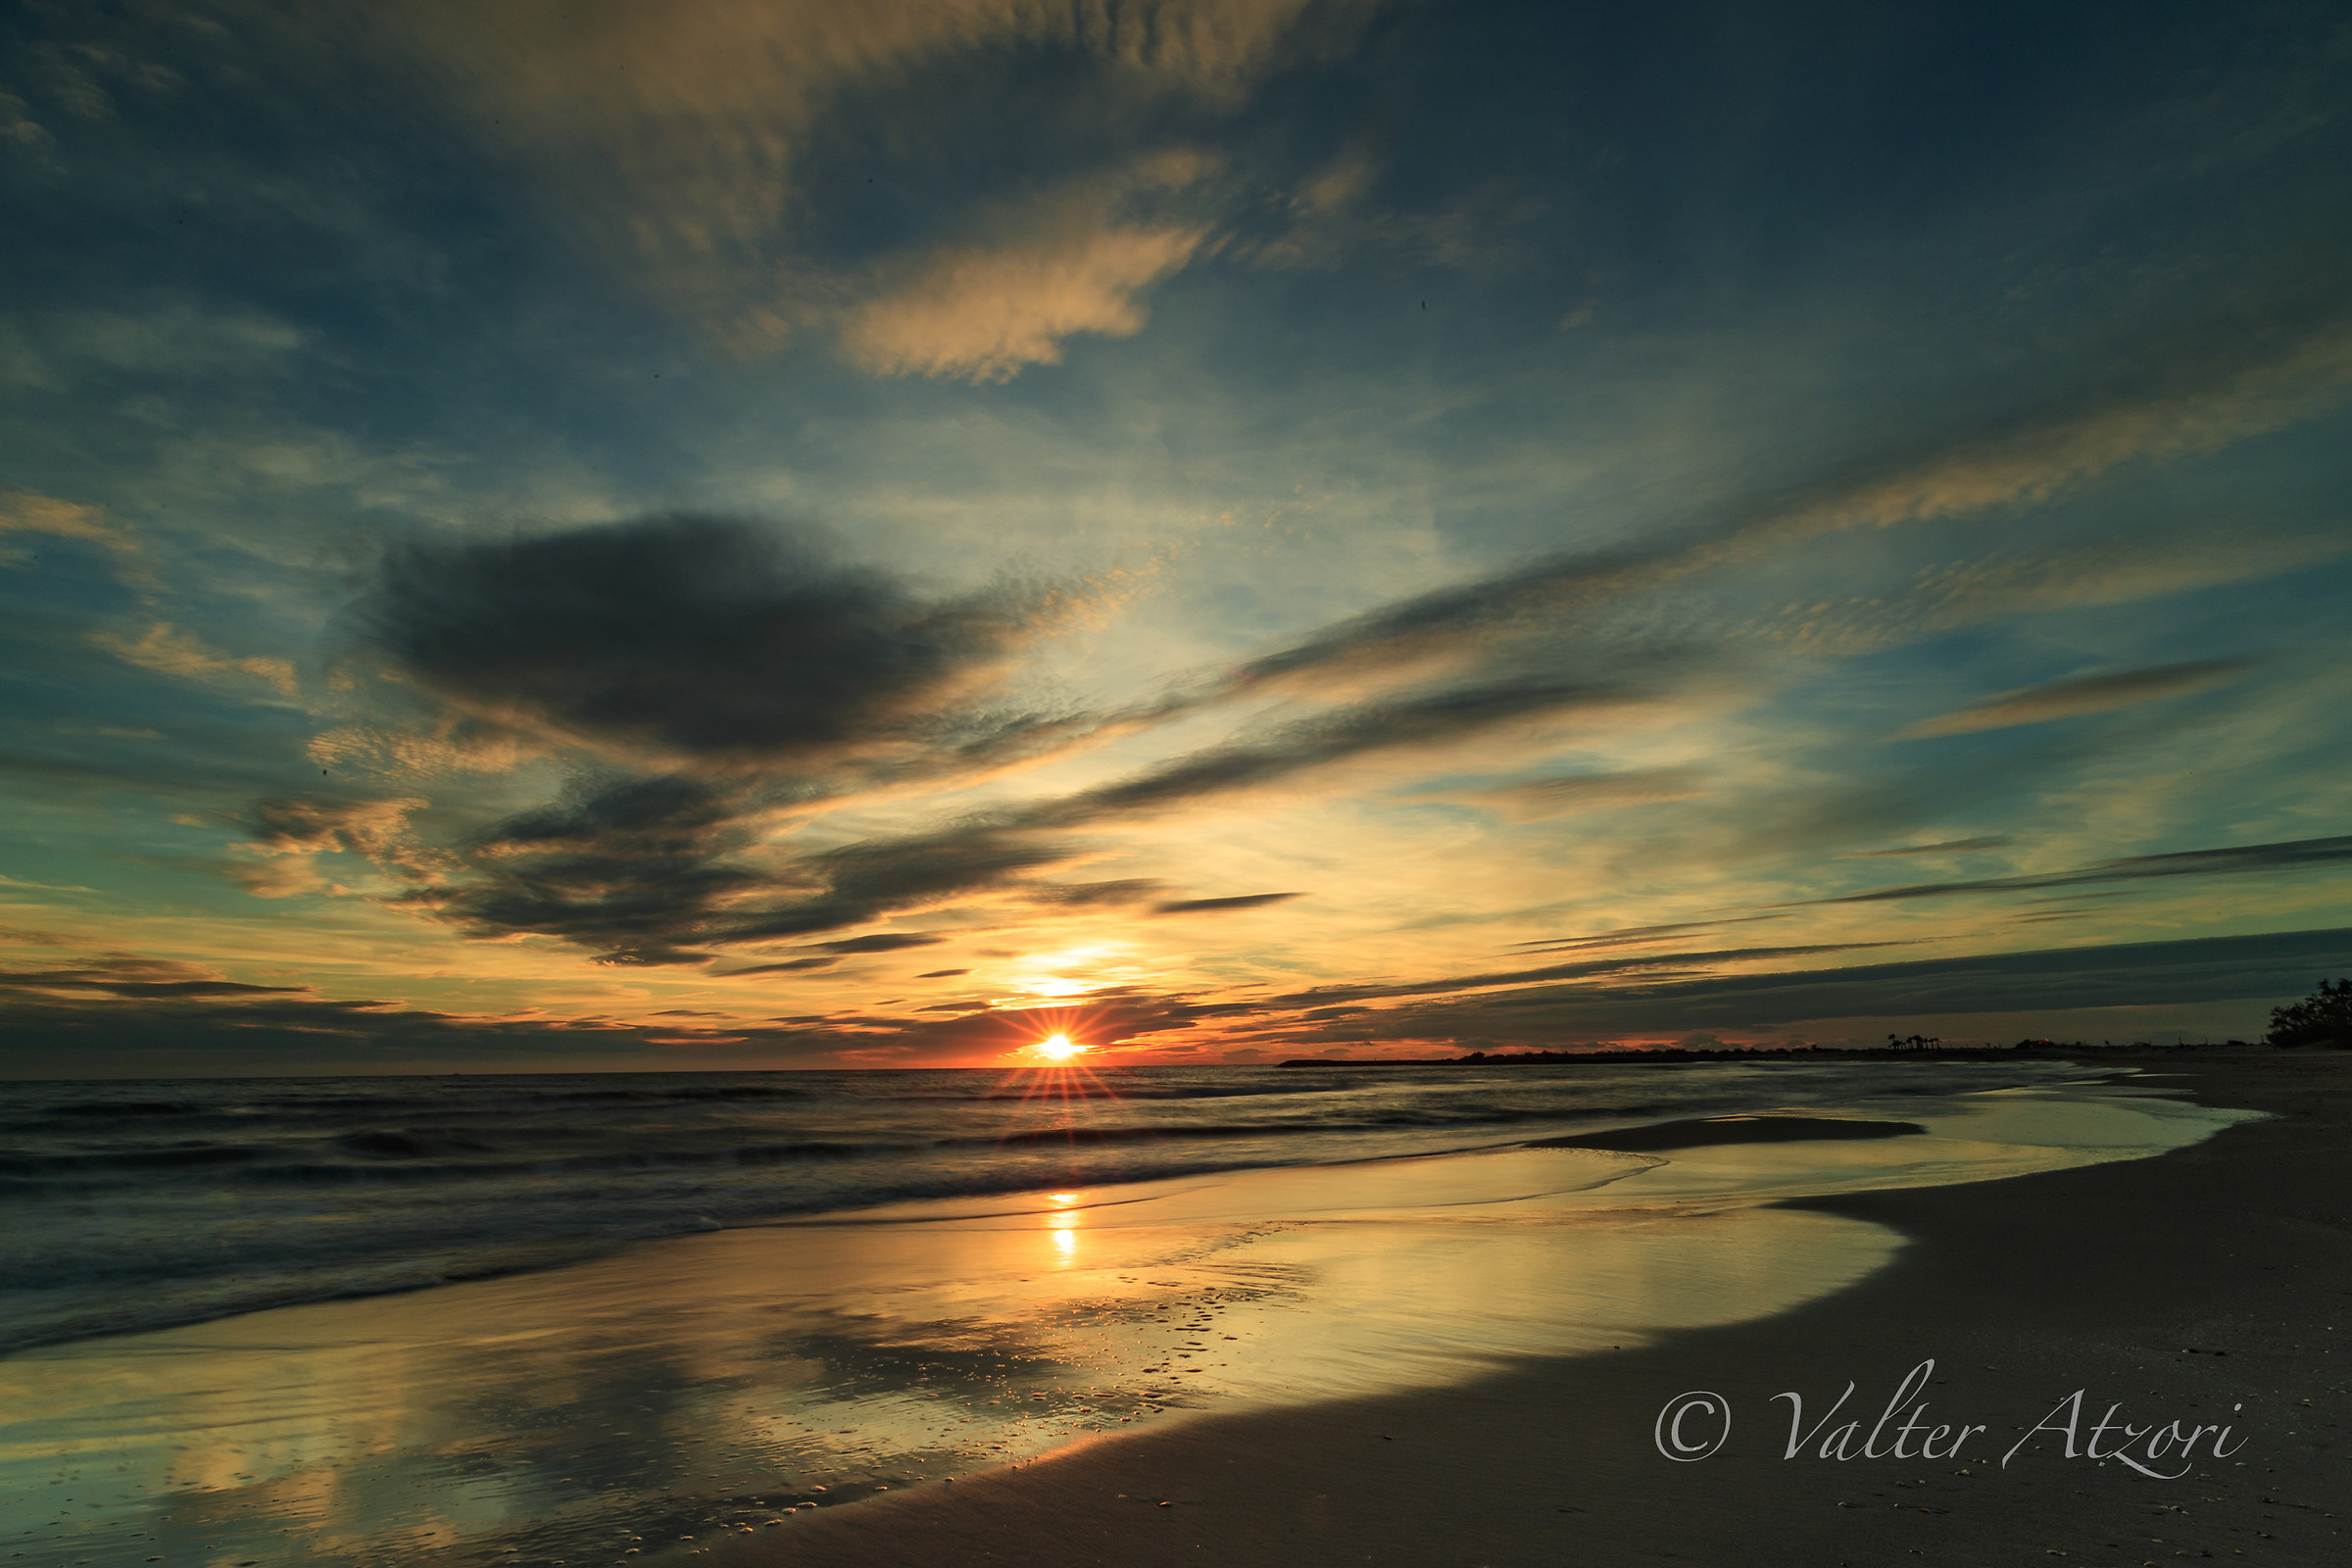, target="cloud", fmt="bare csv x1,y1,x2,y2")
812,932,947,954
91,620,296,698
1262,942,1912,1008
717,957,841,977
306,720,542,780
1332,927,2352,1040
0,490,127,549
383,611,1684,958
1193,302,2352,706
0,968,840,1065
915,968,971,978
225,795,444,898
1506,916,1788,955
1839,838,2012,858
1901,659,2263,738
0,955,306,1002
357,514,1079,770
1776,533,2352,656
1434,767,1706,822
1761,309,2352,546
1806,833,2352,906
304,281,2352,964
1152,891,1302,913
378,0,1378,349
11,923,2349,1070
402,773,775,956
1023,879,1168,907
245,795,429,862
1037,673,1677,825
40,305,305,377
840,156,1215,381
